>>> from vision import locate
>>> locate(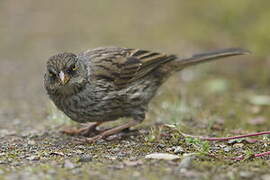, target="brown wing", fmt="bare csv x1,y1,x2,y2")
86,47,177,88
